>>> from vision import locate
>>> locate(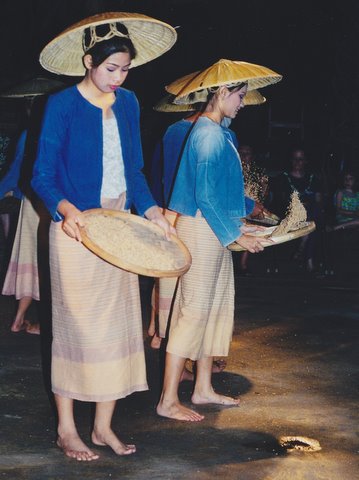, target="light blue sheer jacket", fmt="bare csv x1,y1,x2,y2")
163,117,254,246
